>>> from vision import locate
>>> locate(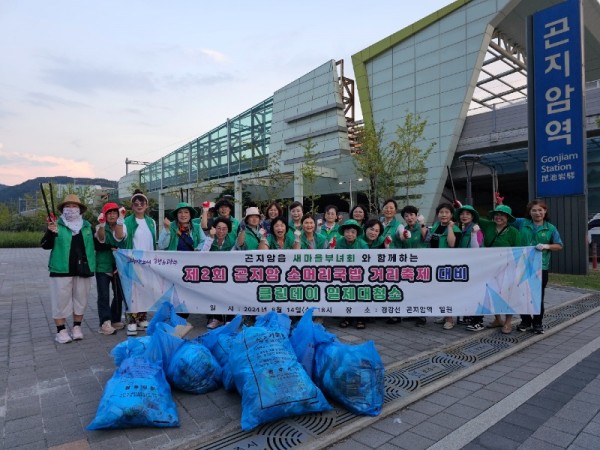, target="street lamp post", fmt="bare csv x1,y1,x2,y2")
458,154,481,206
339,178,363,210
